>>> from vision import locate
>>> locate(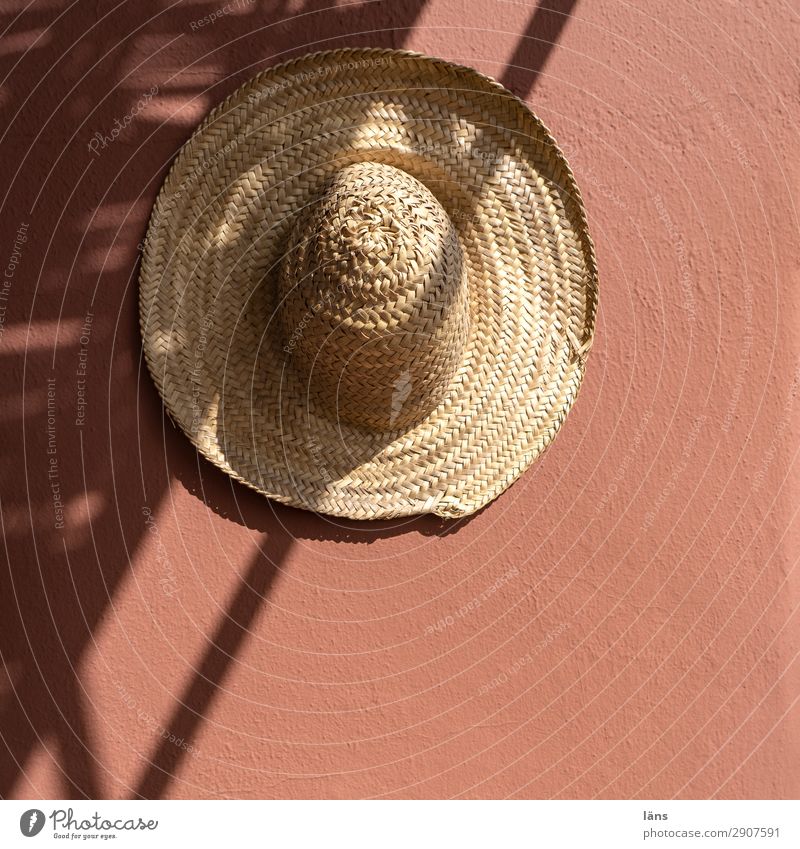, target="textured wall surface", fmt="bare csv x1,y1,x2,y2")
1,0,798,799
